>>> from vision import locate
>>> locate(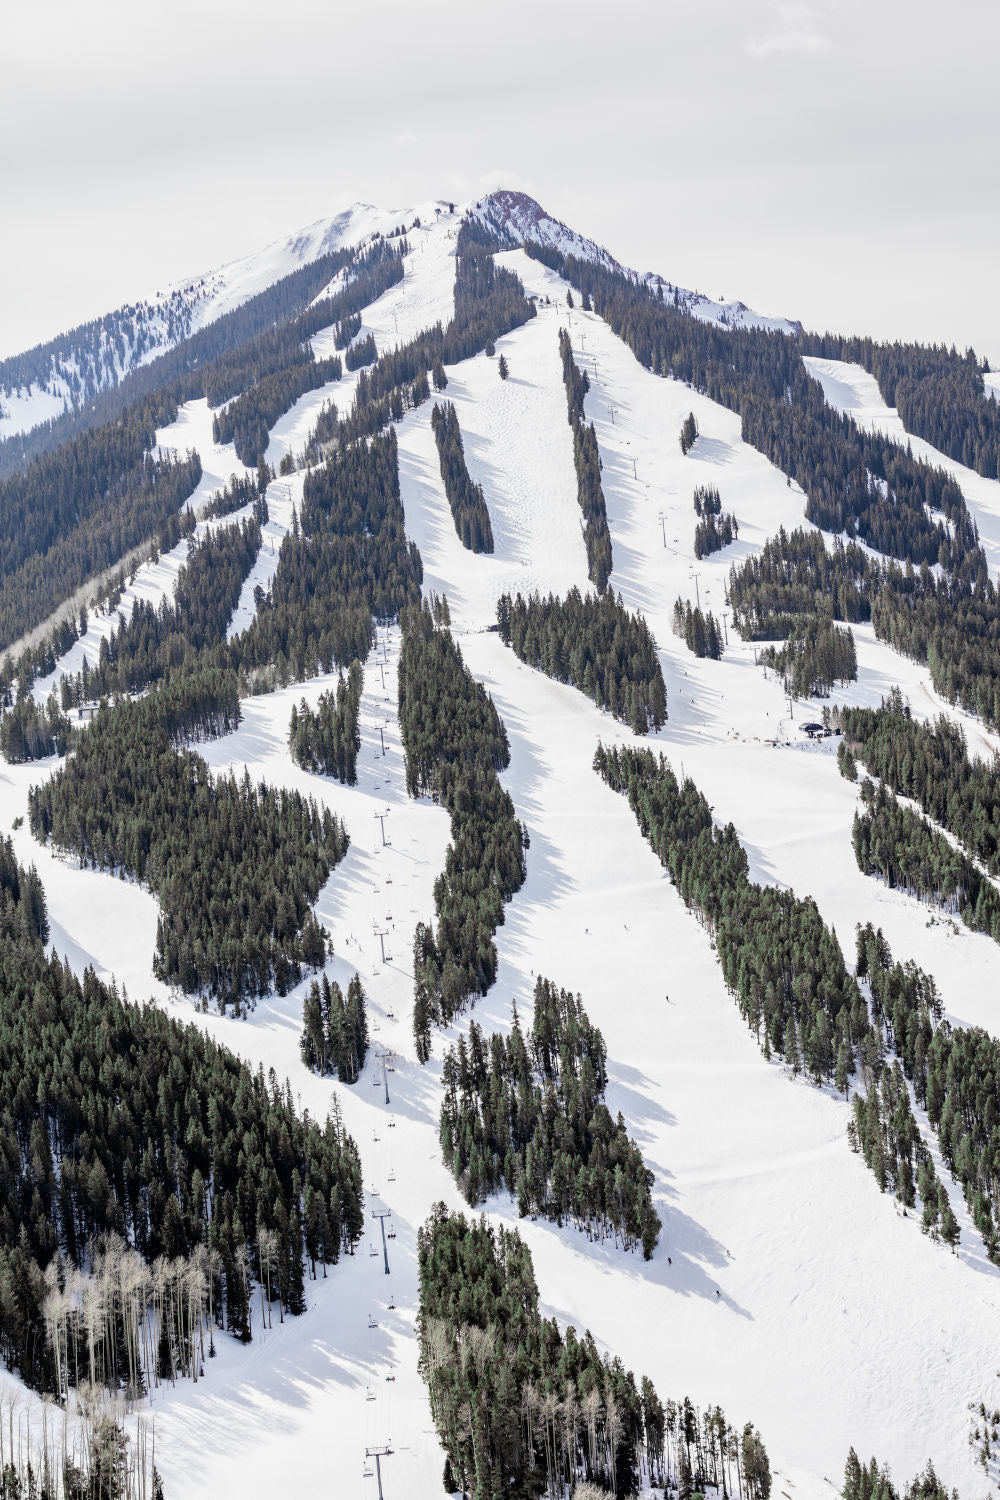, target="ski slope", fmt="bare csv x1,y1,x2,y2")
803,355,1000,584
4,219,1000,1500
